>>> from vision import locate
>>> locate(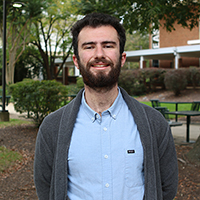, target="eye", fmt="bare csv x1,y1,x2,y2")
83,44,94,50
104,44,114,48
